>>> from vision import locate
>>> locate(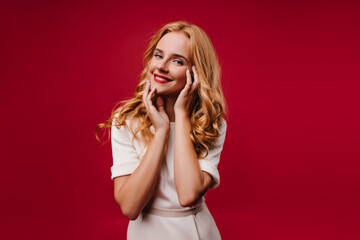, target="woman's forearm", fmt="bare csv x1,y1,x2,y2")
174,112,209,207
116,129,168,219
